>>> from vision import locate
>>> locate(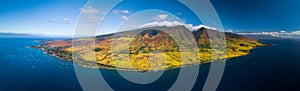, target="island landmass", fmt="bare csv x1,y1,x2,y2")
32,26,266,71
